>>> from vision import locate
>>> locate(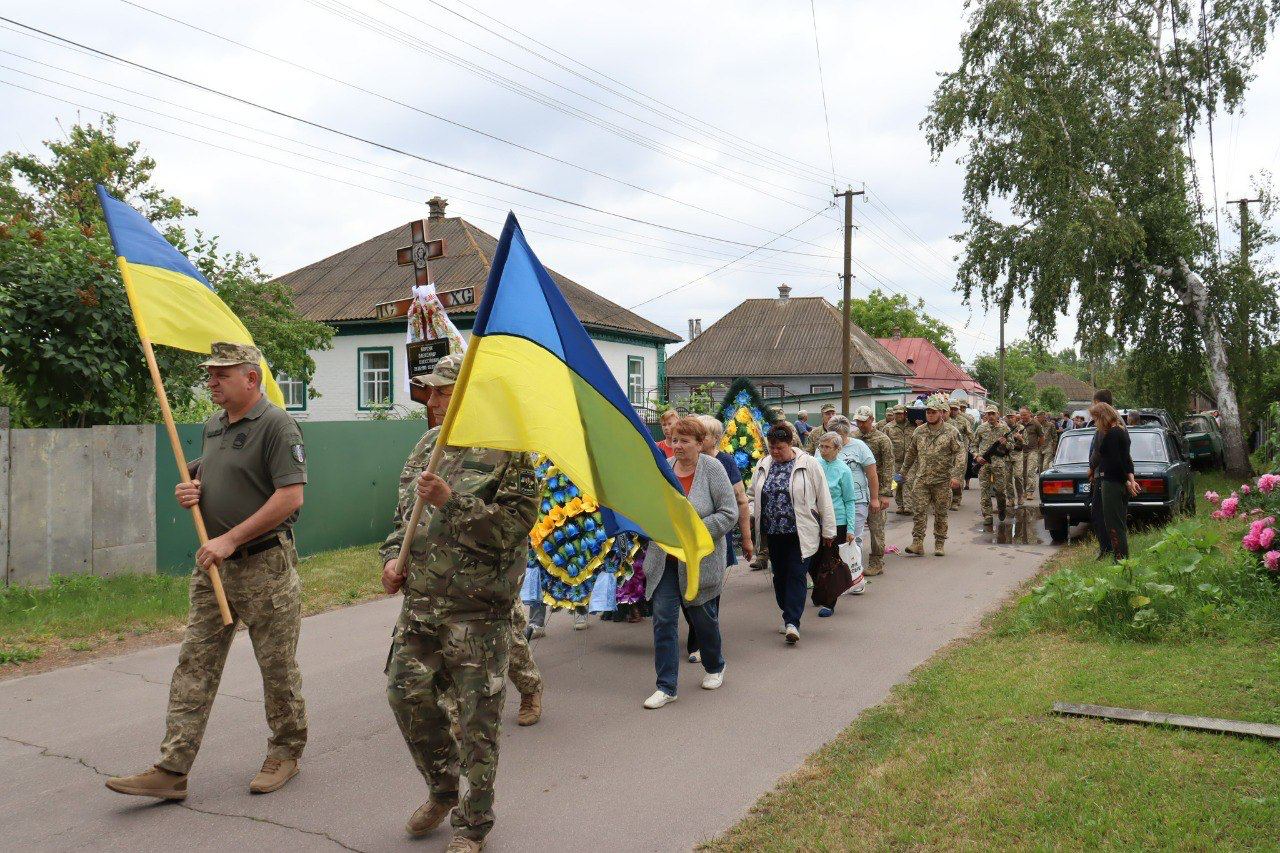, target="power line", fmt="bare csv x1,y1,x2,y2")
807,0,837,187
0,15,838,257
